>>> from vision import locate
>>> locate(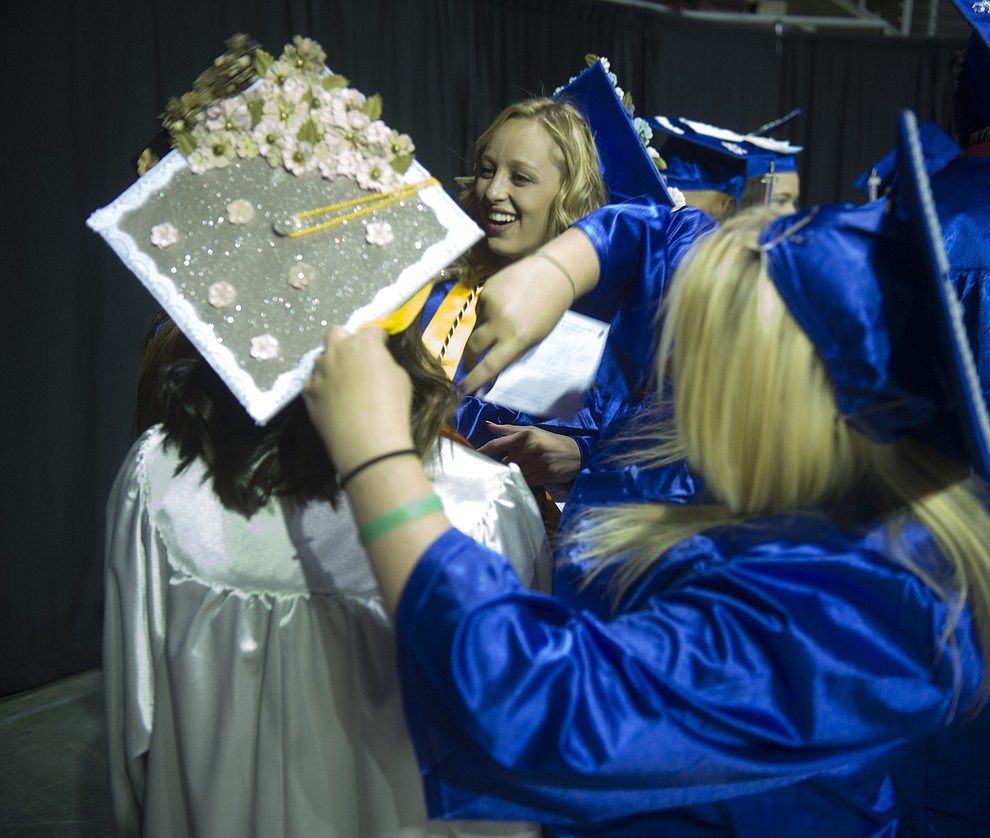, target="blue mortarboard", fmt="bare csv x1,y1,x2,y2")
853,119,960,200
744,111,803,181
554,61,673,206
745,149,798,179
760,110,990,478
646,116,801,201
743,140,800,204
953,0,990,125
